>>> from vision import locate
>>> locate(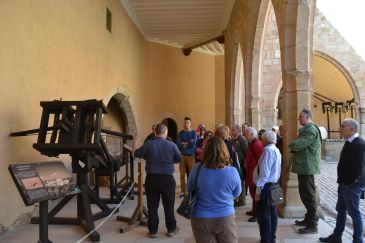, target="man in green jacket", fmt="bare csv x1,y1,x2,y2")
288,109,321,234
